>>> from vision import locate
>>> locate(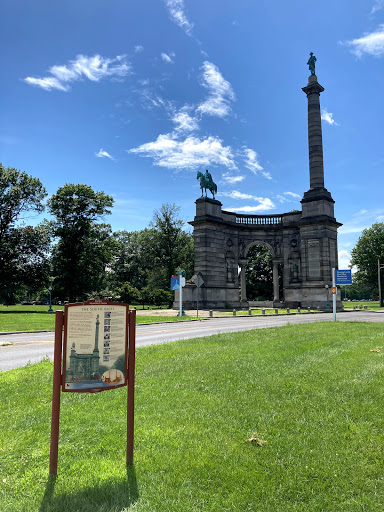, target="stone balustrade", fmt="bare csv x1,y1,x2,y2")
235,214,283,225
